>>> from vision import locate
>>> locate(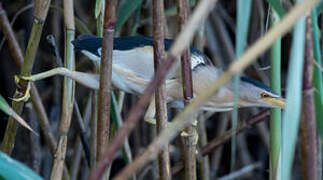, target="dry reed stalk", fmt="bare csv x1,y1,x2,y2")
97,0,118,164
176,0,197,179
152,0,172,179
300,15,318,180
196,114,211,180
50,0,76,179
